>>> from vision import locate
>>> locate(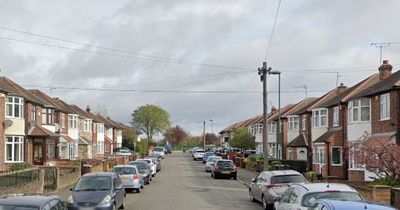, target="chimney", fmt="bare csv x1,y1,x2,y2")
337,83,347,94
379,60,392,80
86,105,91,113
271,106,277,113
